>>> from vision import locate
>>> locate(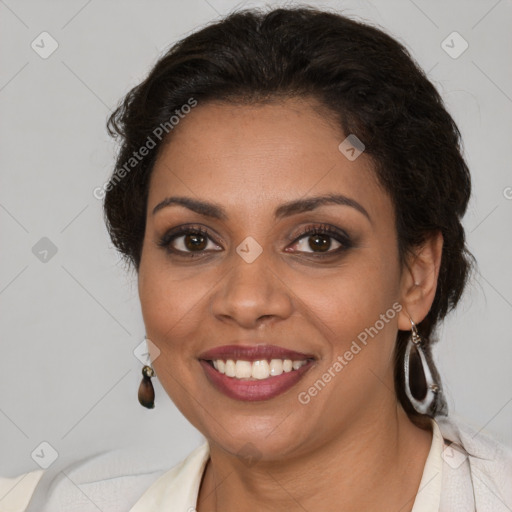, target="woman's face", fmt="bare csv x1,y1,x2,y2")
138,98,409,459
